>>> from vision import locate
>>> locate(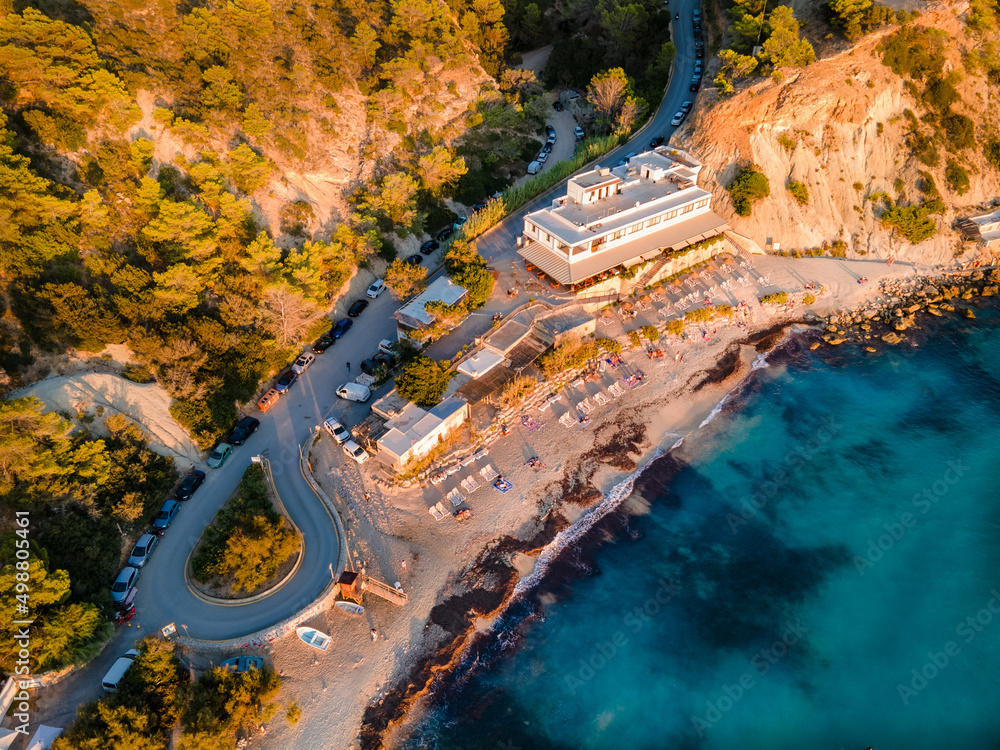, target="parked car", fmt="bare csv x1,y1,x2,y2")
696,46,705,58
221,656,264,673
681,100,693,113
453,216,468,229
574,125,585,139
360,358,384,376
175,469,205,501
102,649,140,693
331,318,353,338
693,7,701,19
151,500,180,534
292,352,315,374
694,61,703,74
536,150,548,164
378,339,396,355
207,443,233,468
343,440,369,464
541,142,553,155
275,370,298,393
545,124,556,137
689,79,701,92
111,567,139,605
419,240,439,255
546,132,556,146
336,383,371,403
436,226,454,242
323,417,351,444
372,351,397,369
553,100,564,111
348,299,369,317
366,278,387,298
406,254,423,265
128,533,158,568
312,333,335,354
650,135,666,147
473,201,487,212
227,416,260,445
257,388,281,412
527,160,542,175
671,112,685,126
